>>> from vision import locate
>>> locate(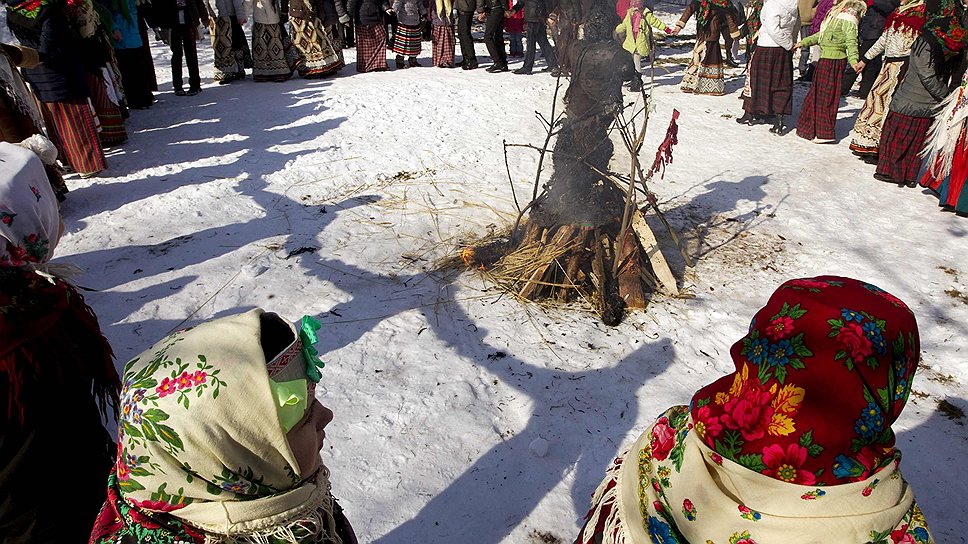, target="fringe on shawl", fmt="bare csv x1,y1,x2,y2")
203,467,343,544
921,80,968,178
577,455,631,544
